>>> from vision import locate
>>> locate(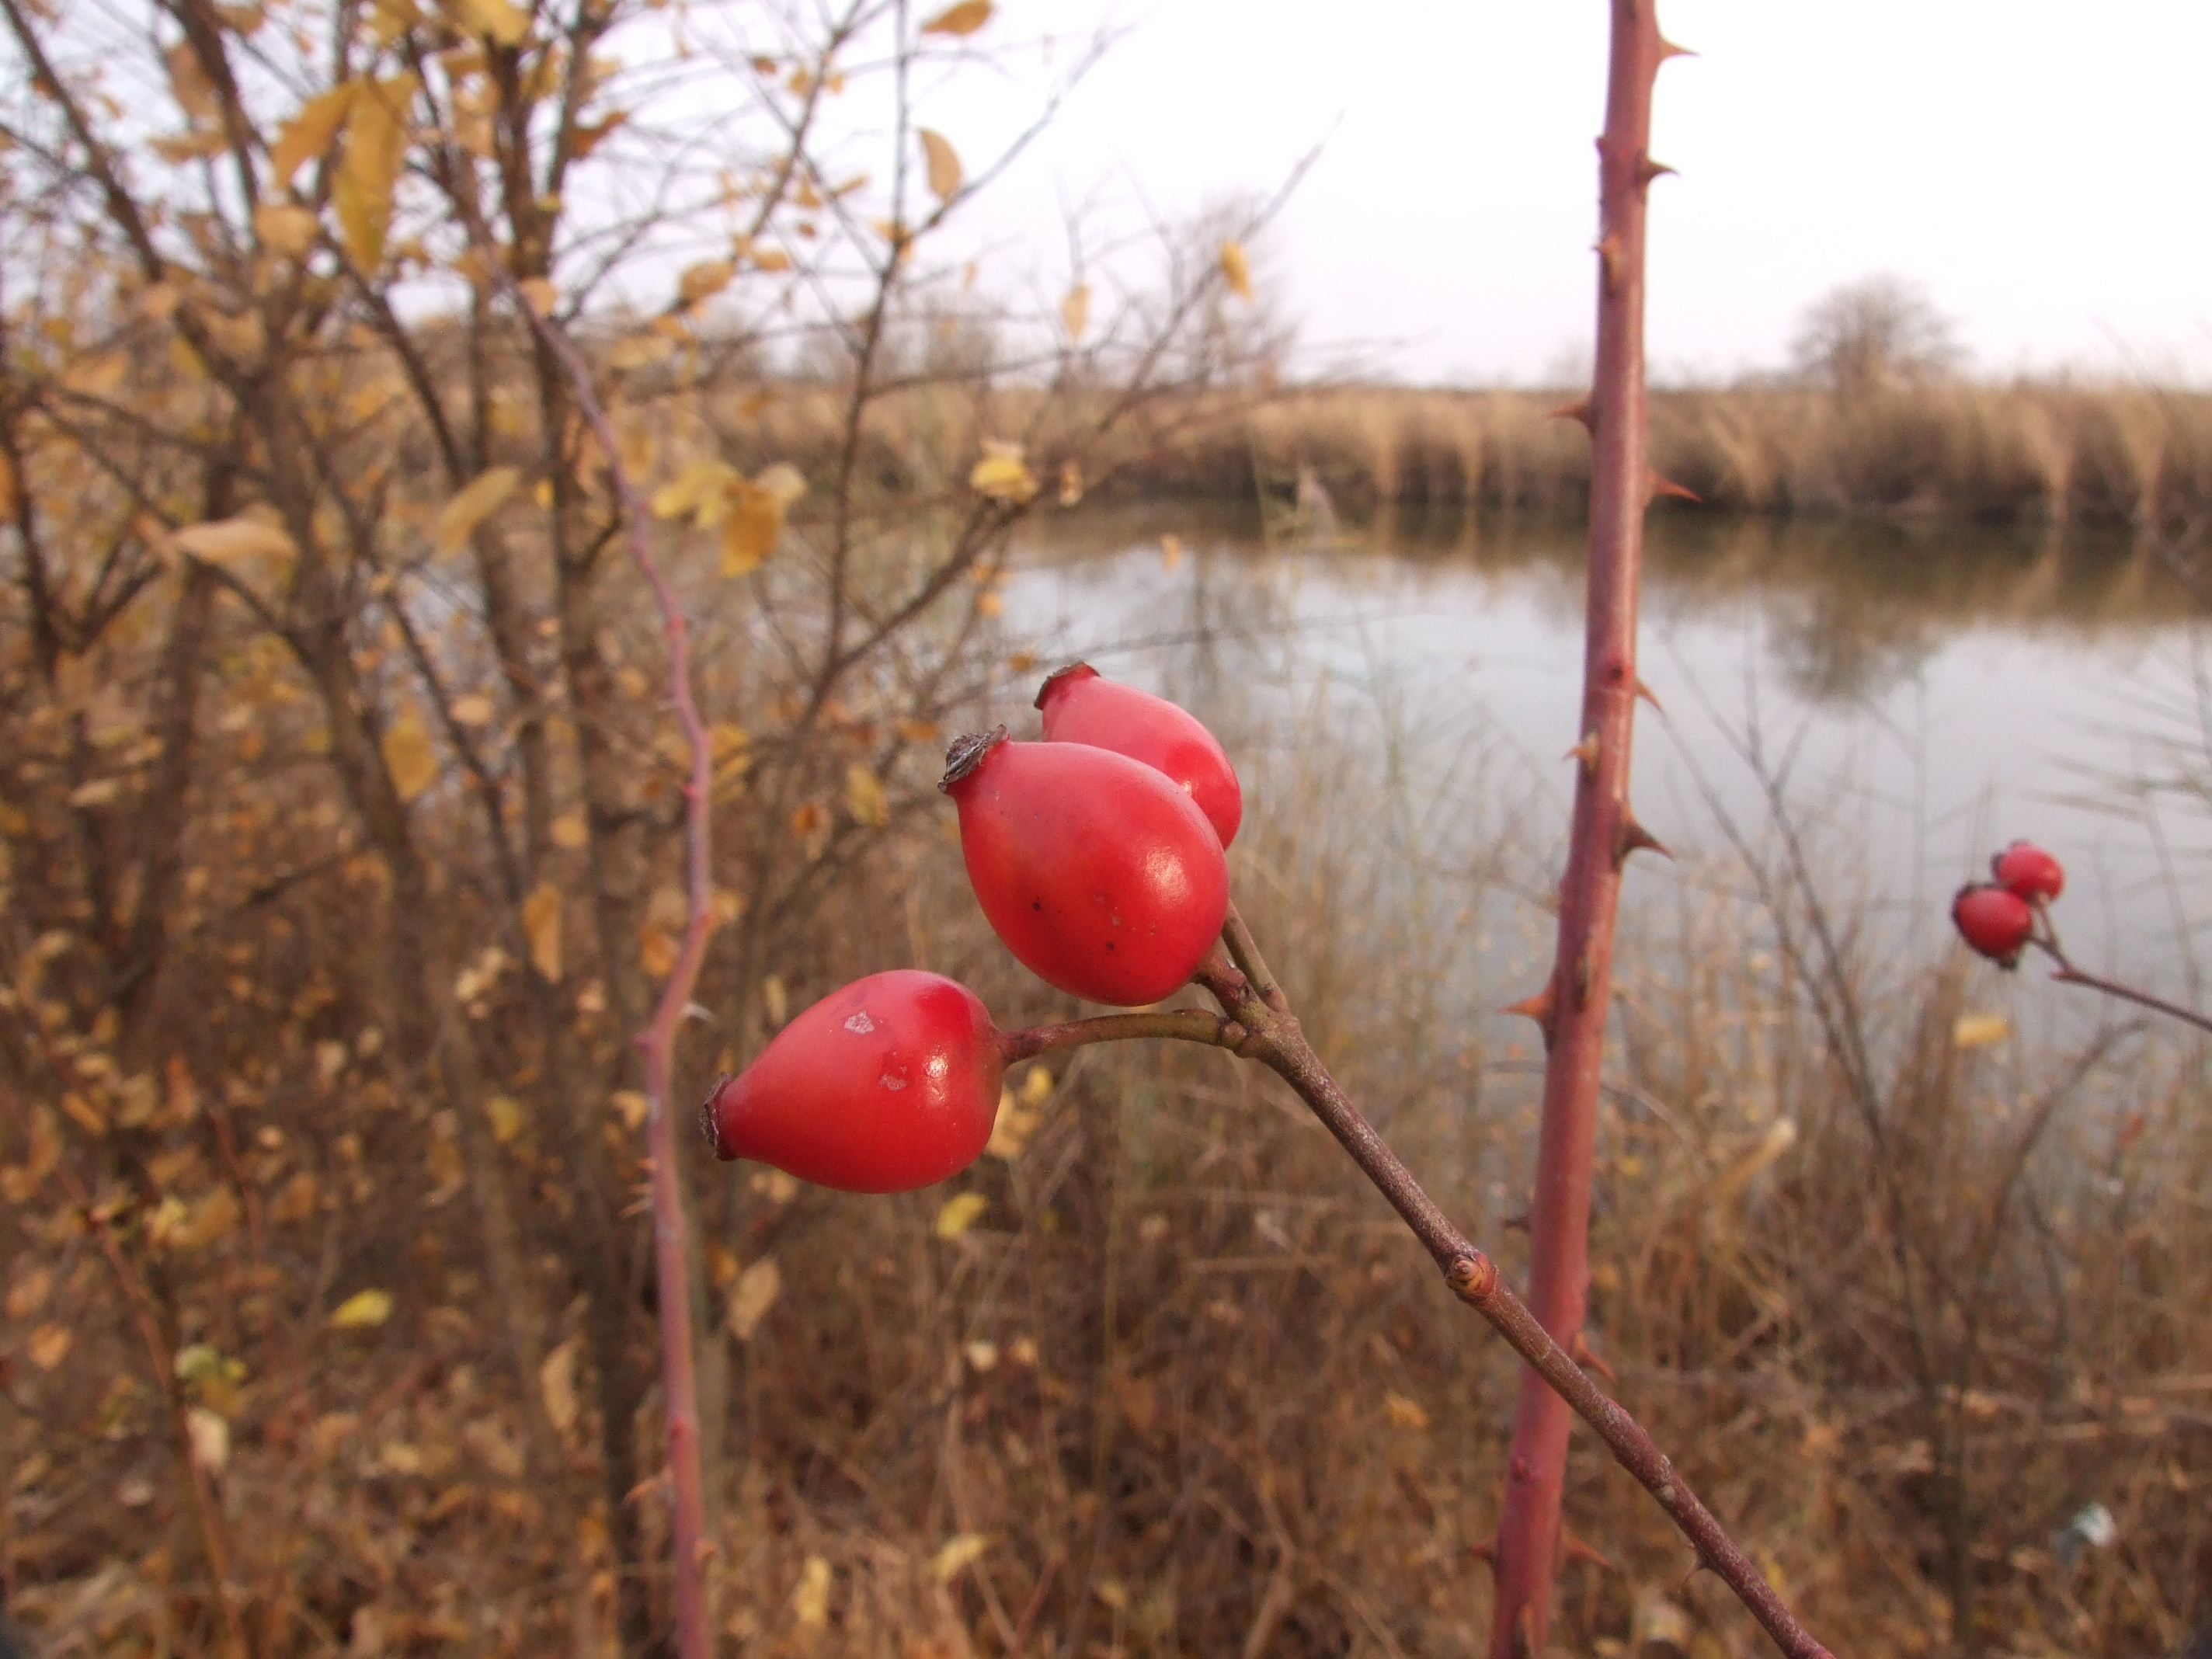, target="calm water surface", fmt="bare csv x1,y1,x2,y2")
1006,507,2212,1013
